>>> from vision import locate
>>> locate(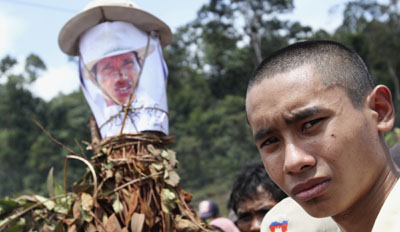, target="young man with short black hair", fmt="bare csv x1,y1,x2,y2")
246,40,399,231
